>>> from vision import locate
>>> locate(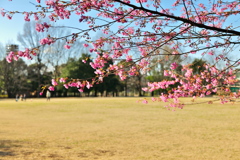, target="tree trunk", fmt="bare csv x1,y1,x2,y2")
94,88,98,97
151,91,154,97
37,55,42,98
125,78,128,97
137,76,142,97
